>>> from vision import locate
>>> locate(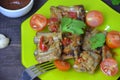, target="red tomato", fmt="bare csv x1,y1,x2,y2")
54,59,71,71
68,12,77,19
100,58,118,76
86,10,104,27
106,31,120,48
48,17,59,32
62,37,72,46
48,17,58,22
39,36,48,52
30,14,47,31
48,25,58,32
